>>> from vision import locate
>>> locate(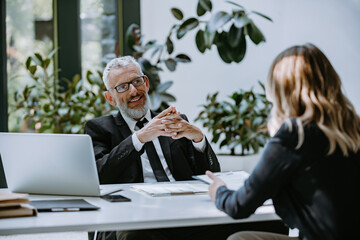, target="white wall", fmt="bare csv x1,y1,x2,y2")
140,0,360,153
